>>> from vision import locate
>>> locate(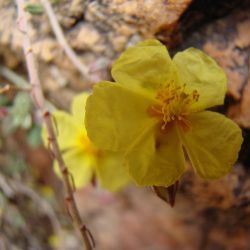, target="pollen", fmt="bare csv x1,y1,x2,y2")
77,133,99,156
148,82,199,130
